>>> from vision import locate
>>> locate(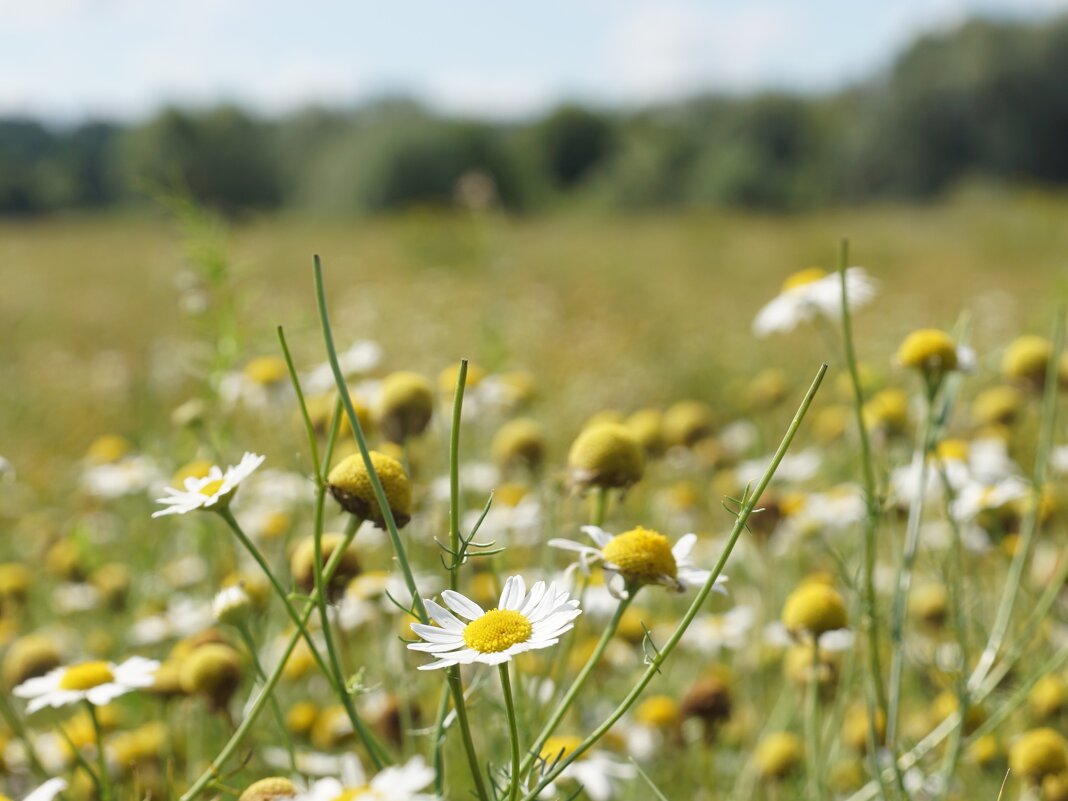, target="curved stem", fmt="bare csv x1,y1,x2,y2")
521,595,633,778
522,364,827,800
180,524,362,801
236,622,298,774
313,255,427,625
884,391,937,749
446,666,491,801
969,306,1065,691
500,664,522,801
